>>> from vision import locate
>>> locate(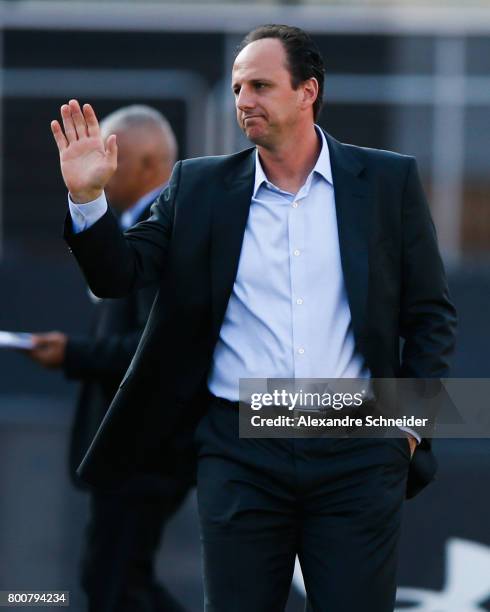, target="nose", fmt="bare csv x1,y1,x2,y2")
236,86,255,112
